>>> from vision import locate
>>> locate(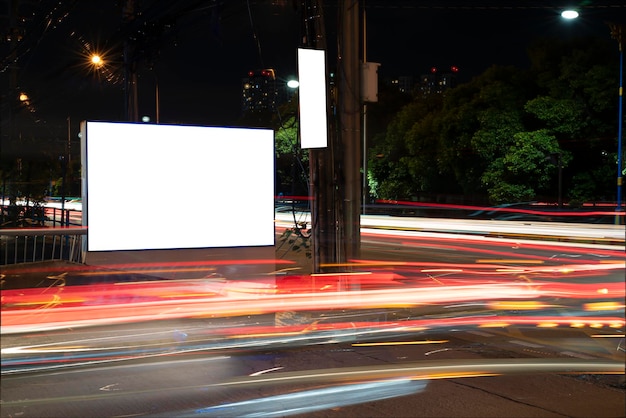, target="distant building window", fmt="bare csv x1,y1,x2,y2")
241,68,292,114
